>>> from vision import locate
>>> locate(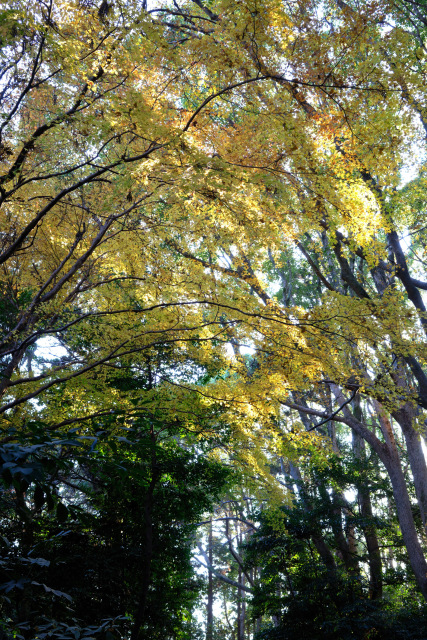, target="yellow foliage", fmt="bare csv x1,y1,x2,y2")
1,0,427,503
